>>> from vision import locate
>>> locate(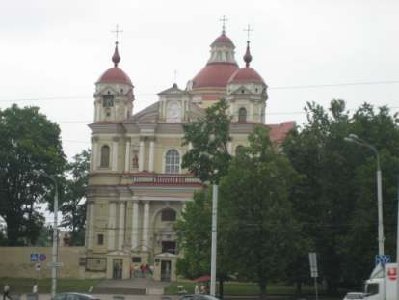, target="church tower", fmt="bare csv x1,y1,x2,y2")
93,41,134,123
226,39,268,124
